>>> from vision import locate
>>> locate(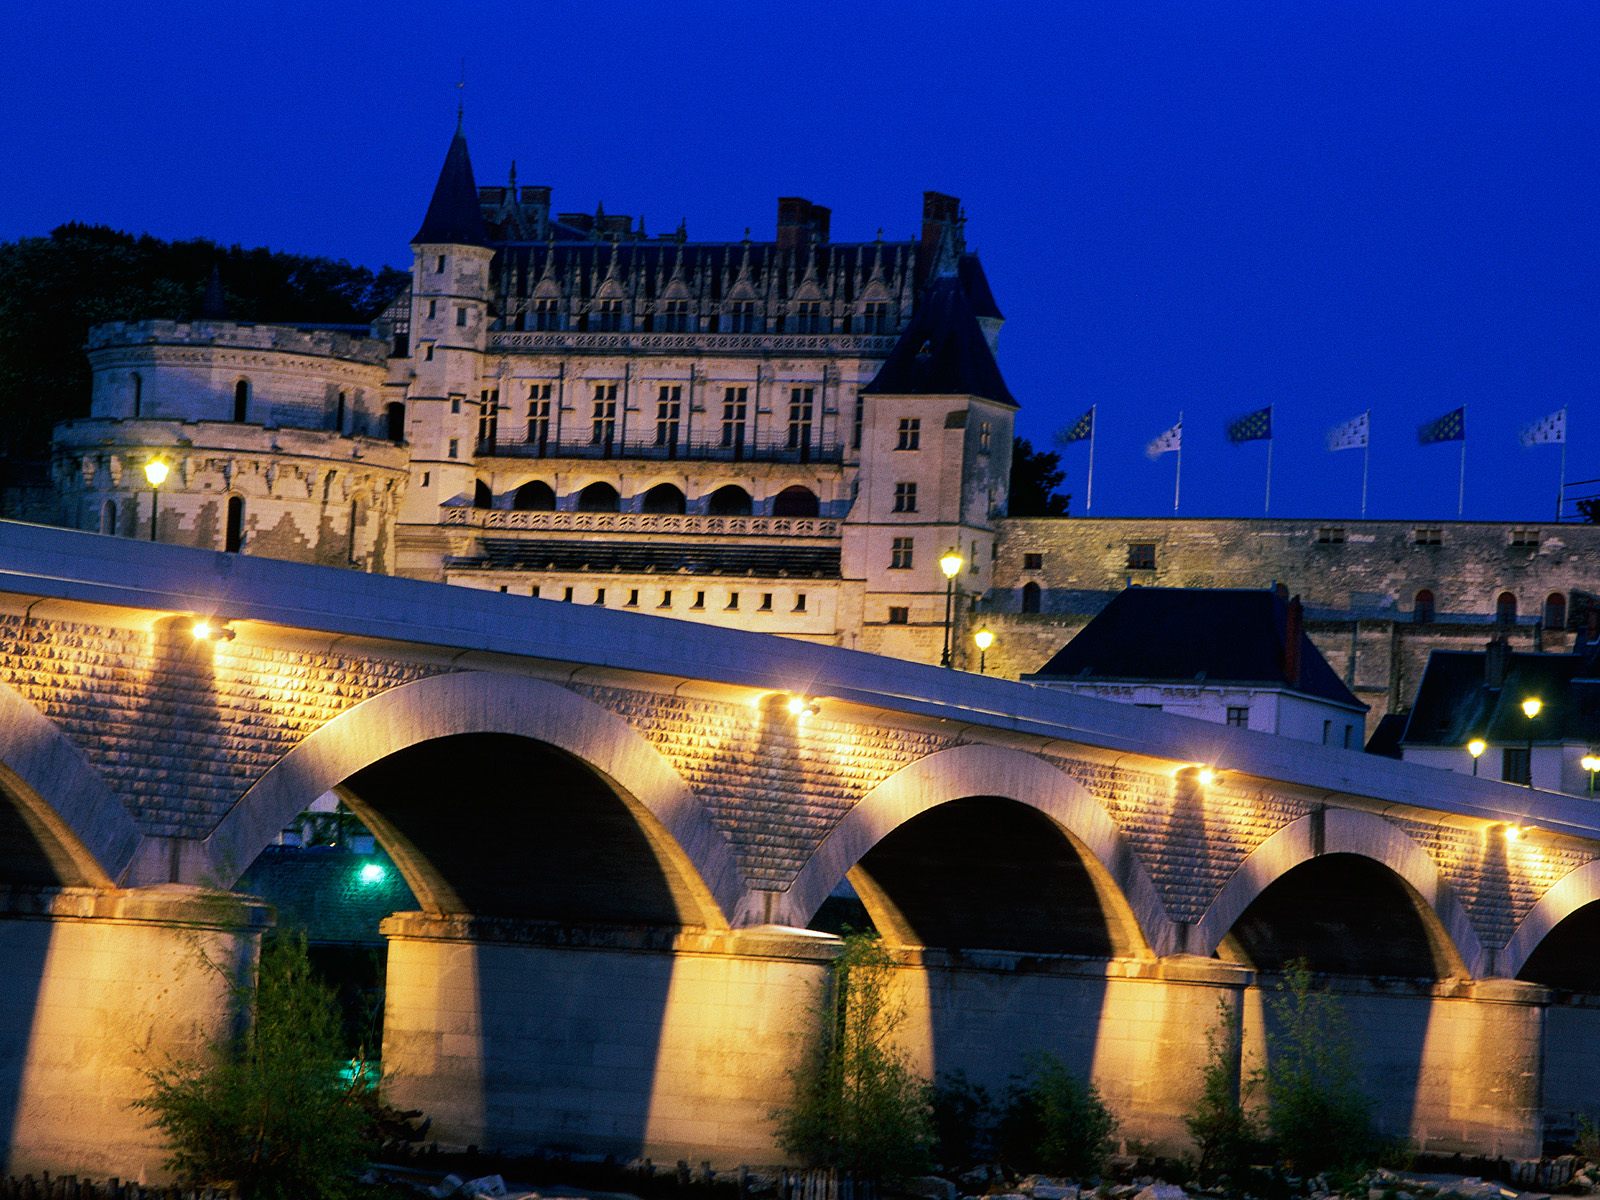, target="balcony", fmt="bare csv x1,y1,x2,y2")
488,330,898,356
475,437,844,466
438,507,841,538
